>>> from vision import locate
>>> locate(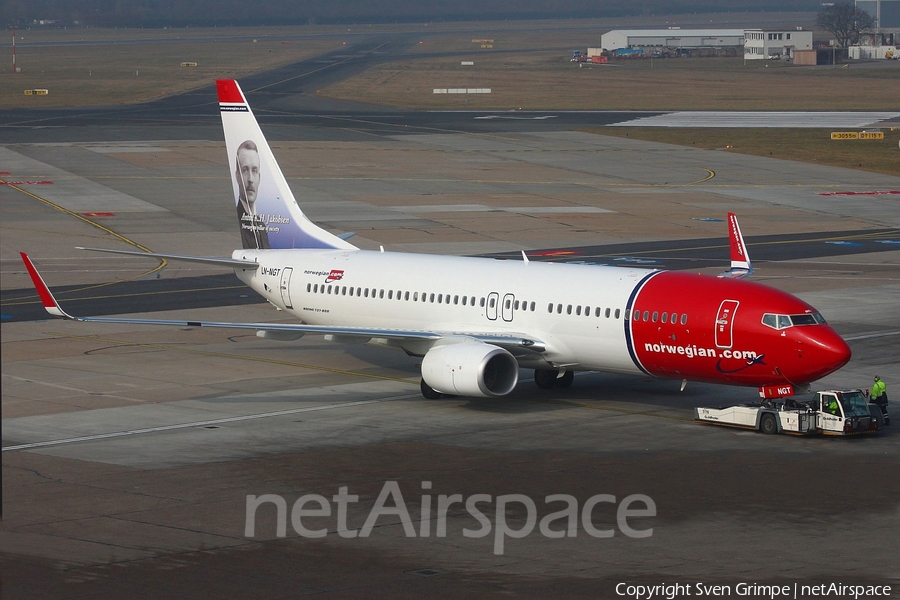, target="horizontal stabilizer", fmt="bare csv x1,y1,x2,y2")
77,247,259,269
